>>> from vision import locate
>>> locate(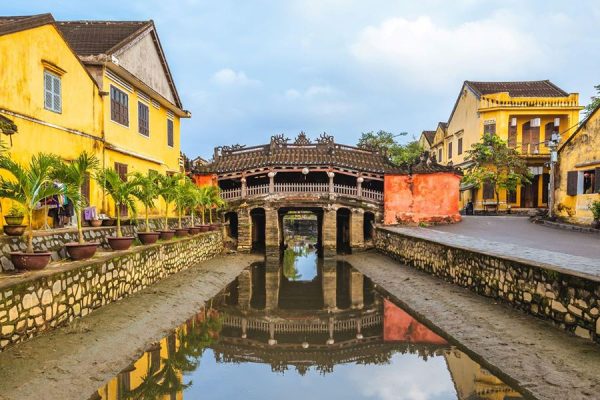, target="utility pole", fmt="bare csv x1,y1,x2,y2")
547,130,560,219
